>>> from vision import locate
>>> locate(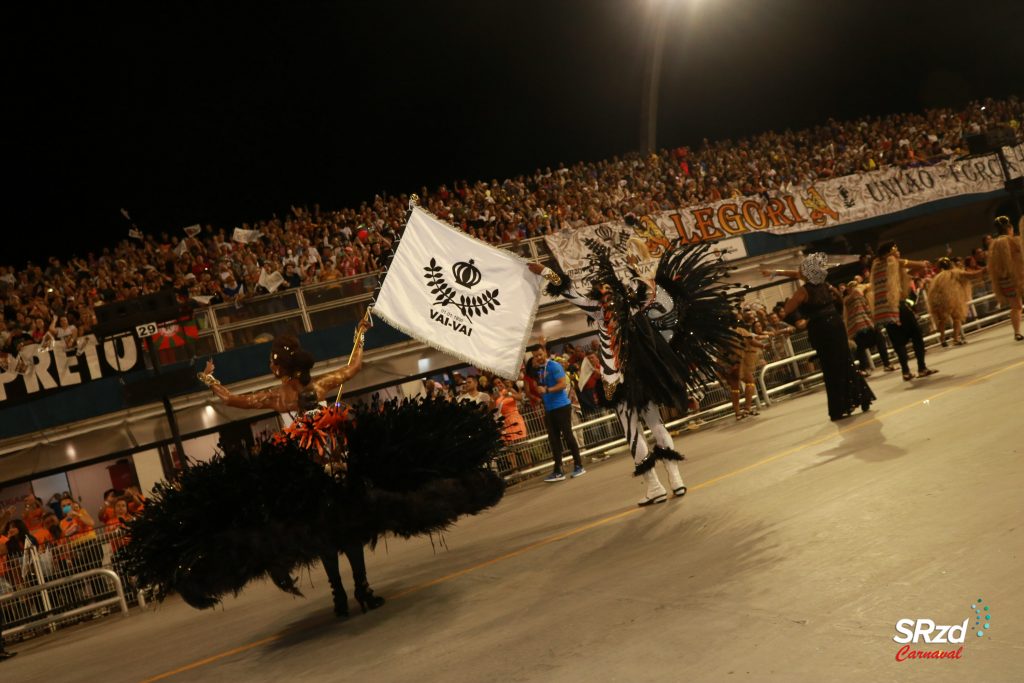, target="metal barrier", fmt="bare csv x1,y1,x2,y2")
1,566,128,639
501,288,1013,477
1,525,139,641
495,372,745,479
757,291,1010,405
